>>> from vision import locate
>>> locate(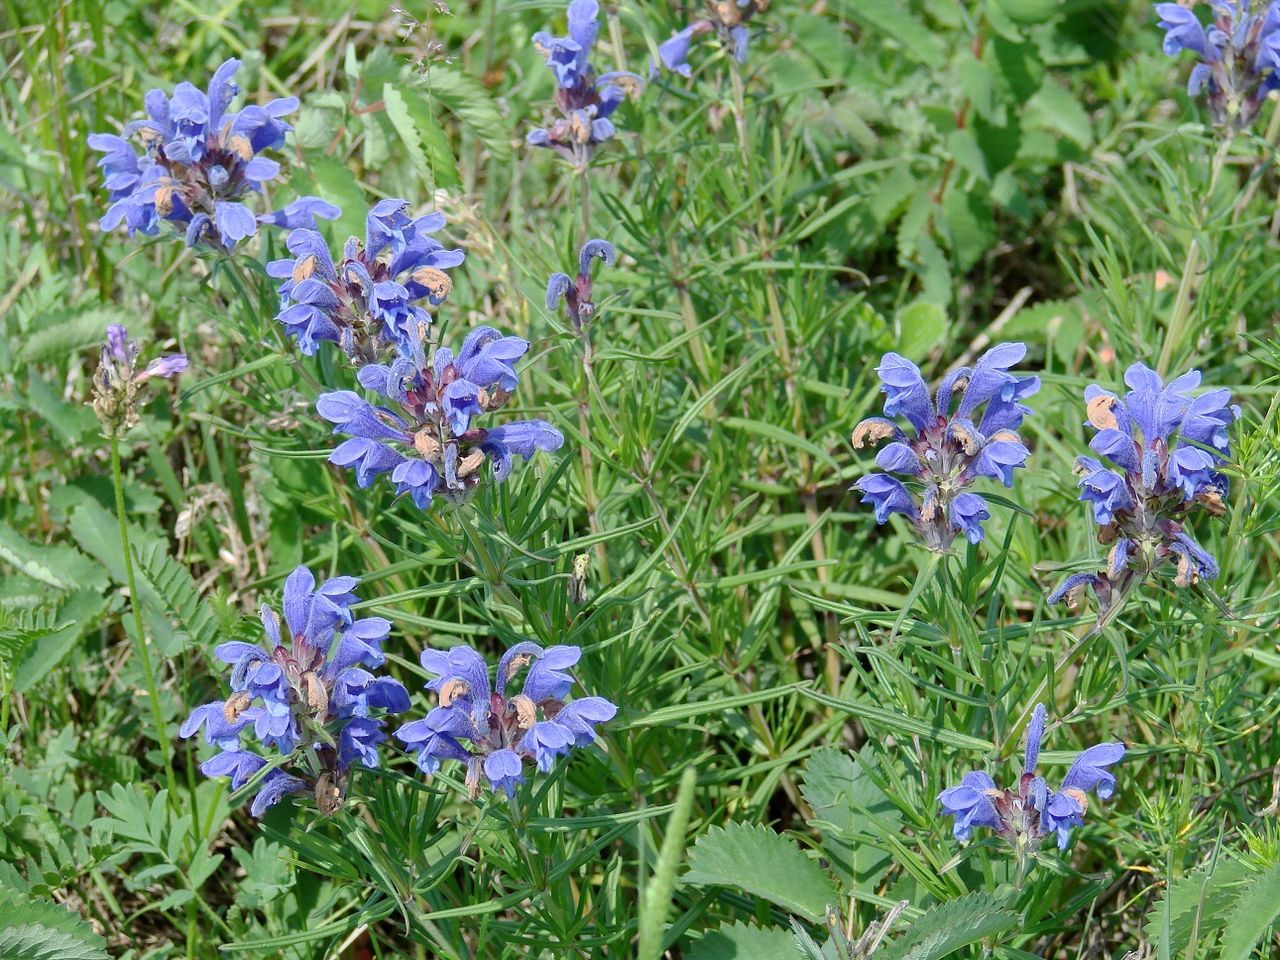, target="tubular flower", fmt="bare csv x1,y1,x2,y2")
546,239,616,330
1048,362,1238,618
395,641,617,798
315,327,564,510
652,0,769,77
180,565,409,819
528,0,642,165
1154,1,1280,126
89,58,337,250
267,200,465,361
91,324,188,436
939,704,1125,855
851,343,1039,552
